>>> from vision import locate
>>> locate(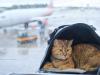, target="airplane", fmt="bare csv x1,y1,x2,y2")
0,0,53,28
